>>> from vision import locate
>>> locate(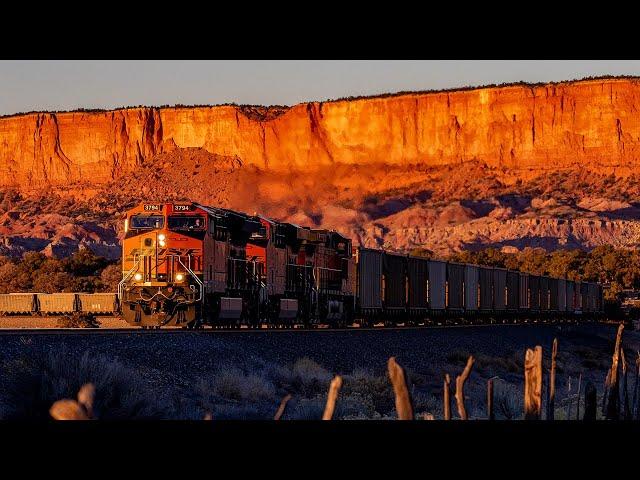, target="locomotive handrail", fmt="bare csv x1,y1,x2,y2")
117,256,142,301
176,255,204,304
